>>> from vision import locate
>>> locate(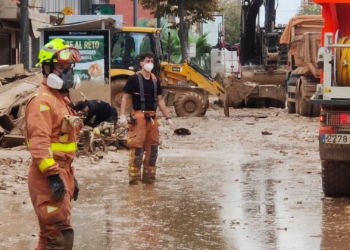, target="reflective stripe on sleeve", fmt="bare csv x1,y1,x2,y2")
38,158,56,172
